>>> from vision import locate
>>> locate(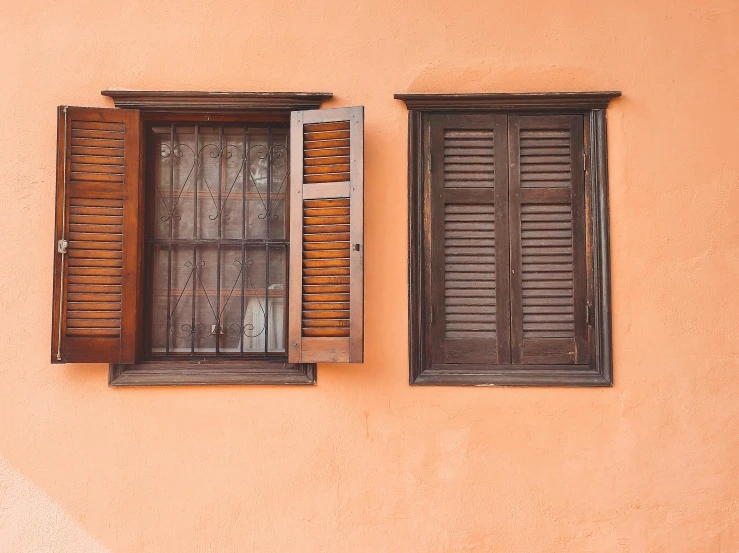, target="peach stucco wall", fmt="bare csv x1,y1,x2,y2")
1,0,738,551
